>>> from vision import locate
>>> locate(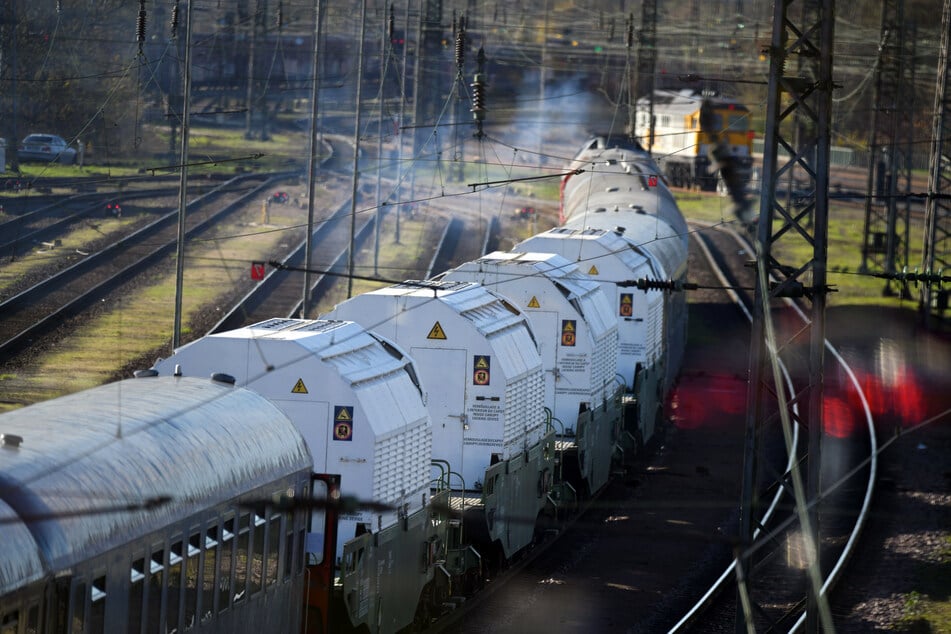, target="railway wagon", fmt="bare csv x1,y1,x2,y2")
539,137,690,455
0,375,313,634
436,251,622,496
512,227,672,458
634,89,754,191
324,281,555,568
